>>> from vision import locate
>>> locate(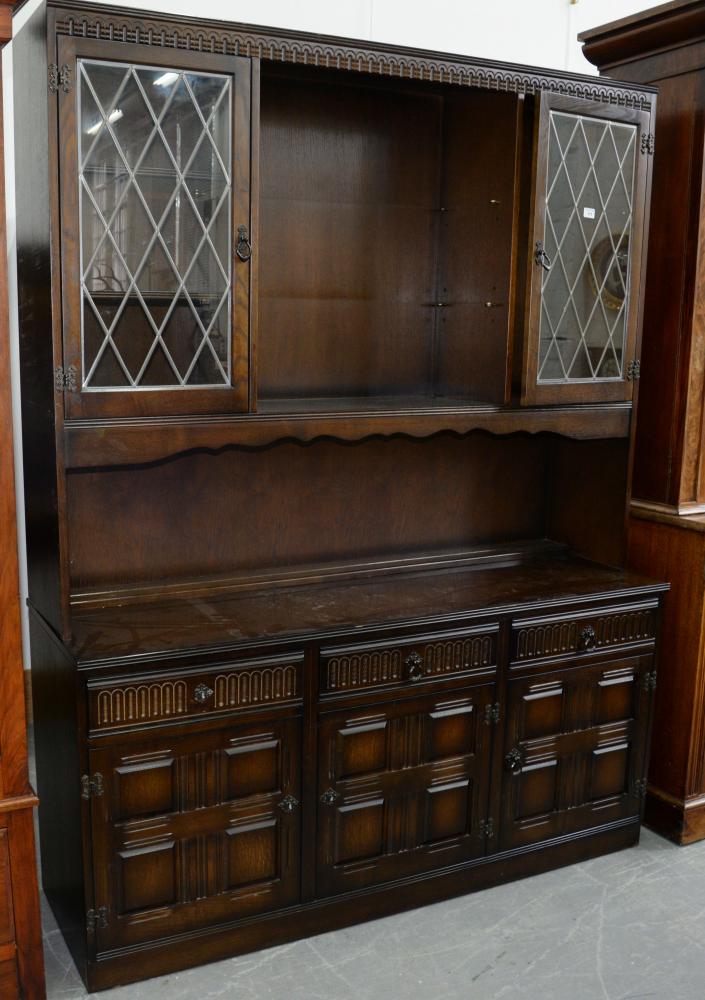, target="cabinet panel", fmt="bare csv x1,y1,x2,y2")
317,683,494,895
500,654,652,849
522,92,650,405
89,716,301,950
57,35,251,418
